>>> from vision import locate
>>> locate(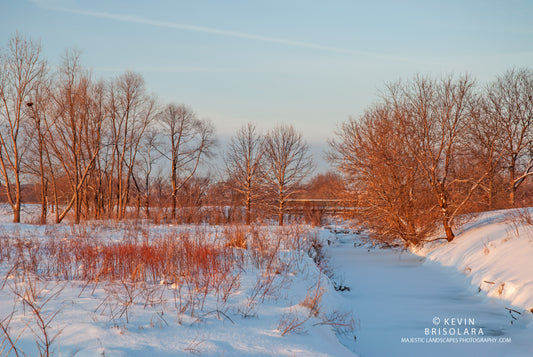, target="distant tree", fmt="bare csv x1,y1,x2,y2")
0,33,46,223
85,79,109,220
158,103,215,220
224,123,265,224
484,68,533,206
131,129,161,218
264,124,313,225
303,172,346,200
175,176,211,223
